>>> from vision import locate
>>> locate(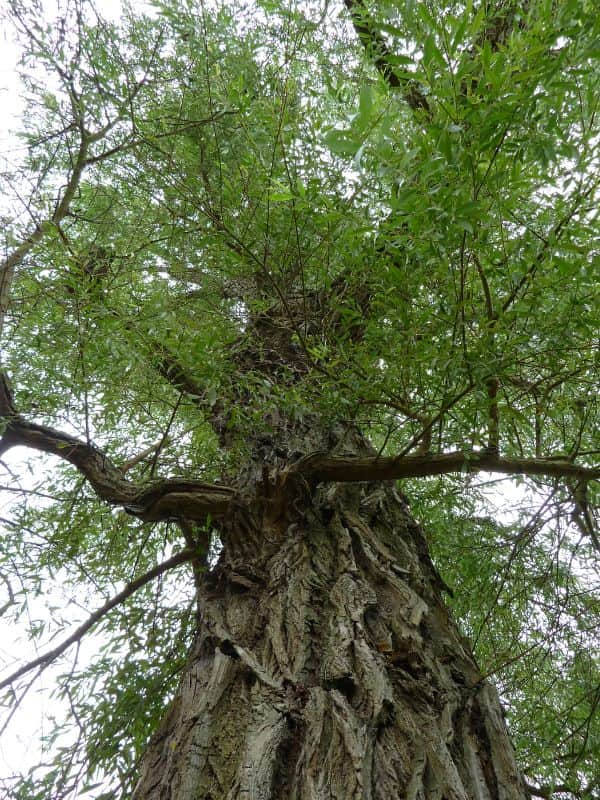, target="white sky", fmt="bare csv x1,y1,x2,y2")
0,11,33,780
0,0,127,784
0,14,23,175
